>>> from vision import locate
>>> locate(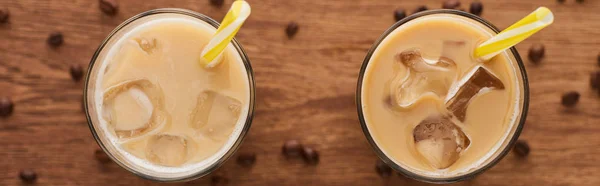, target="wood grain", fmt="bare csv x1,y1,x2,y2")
1,0,599,185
